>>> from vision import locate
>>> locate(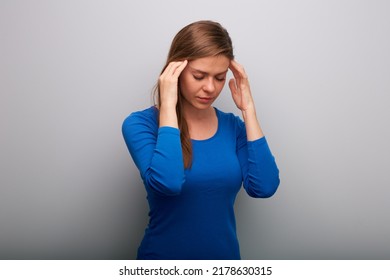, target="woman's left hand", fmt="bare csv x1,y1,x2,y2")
228,60,255,113
229,60,264,140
